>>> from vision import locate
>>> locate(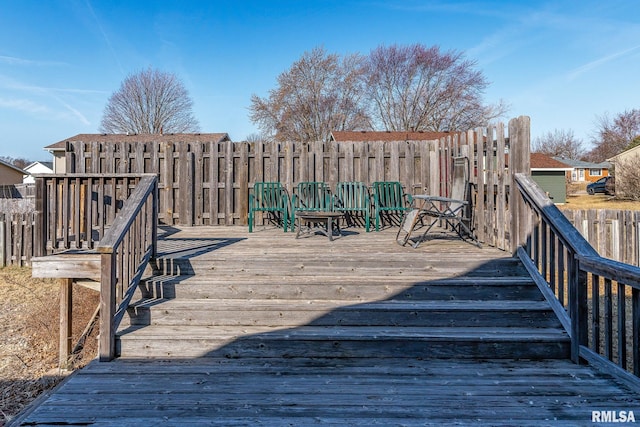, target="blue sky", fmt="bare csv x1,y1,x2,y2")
1,0,639,161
